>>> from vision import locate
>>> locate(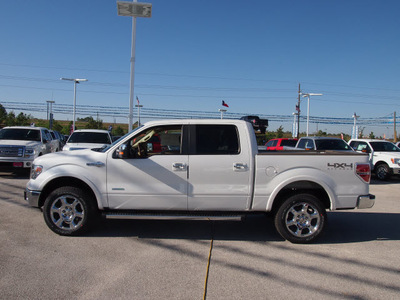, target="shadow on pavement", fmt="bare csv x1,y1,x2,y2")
87,211,400,244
